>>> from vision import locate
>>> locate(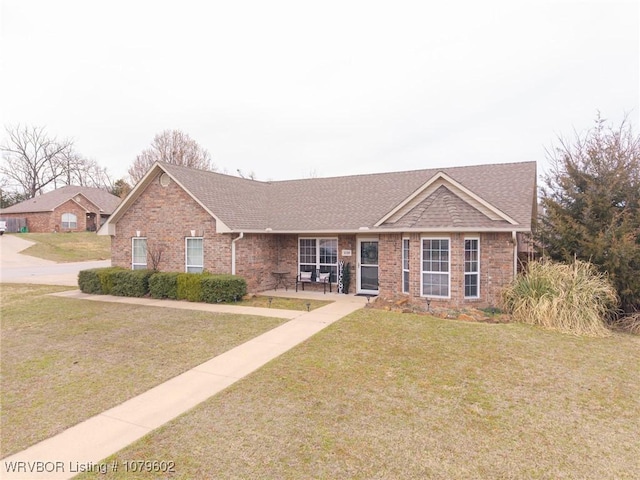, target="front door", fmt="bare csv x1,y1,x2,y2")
357,238,379,294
